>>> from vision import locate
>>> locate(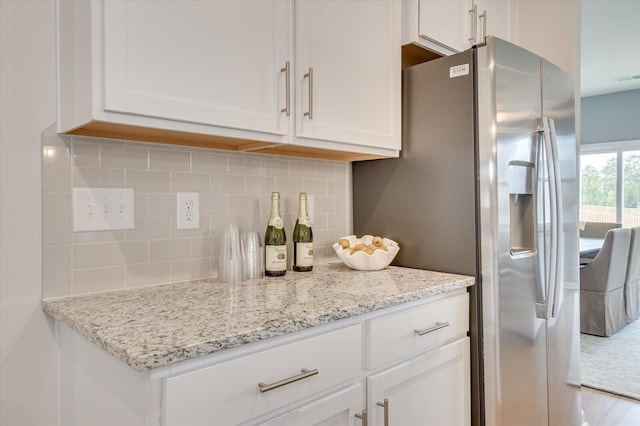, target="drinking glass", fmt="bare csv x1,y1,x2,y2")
243,231,263,279
218,224,243,283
